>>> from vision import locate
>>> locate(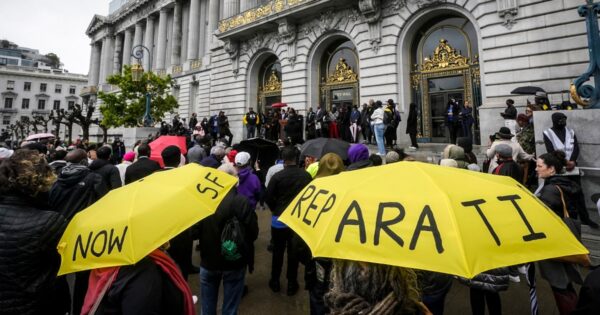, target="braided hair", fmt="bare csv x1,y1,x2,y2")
325,260,421,315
